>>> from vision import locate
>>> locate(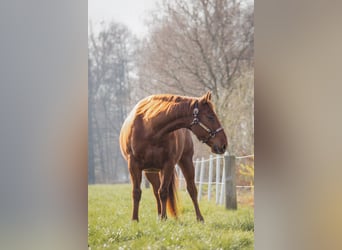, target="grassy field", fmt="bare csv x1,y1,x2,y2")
88,184,254,249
